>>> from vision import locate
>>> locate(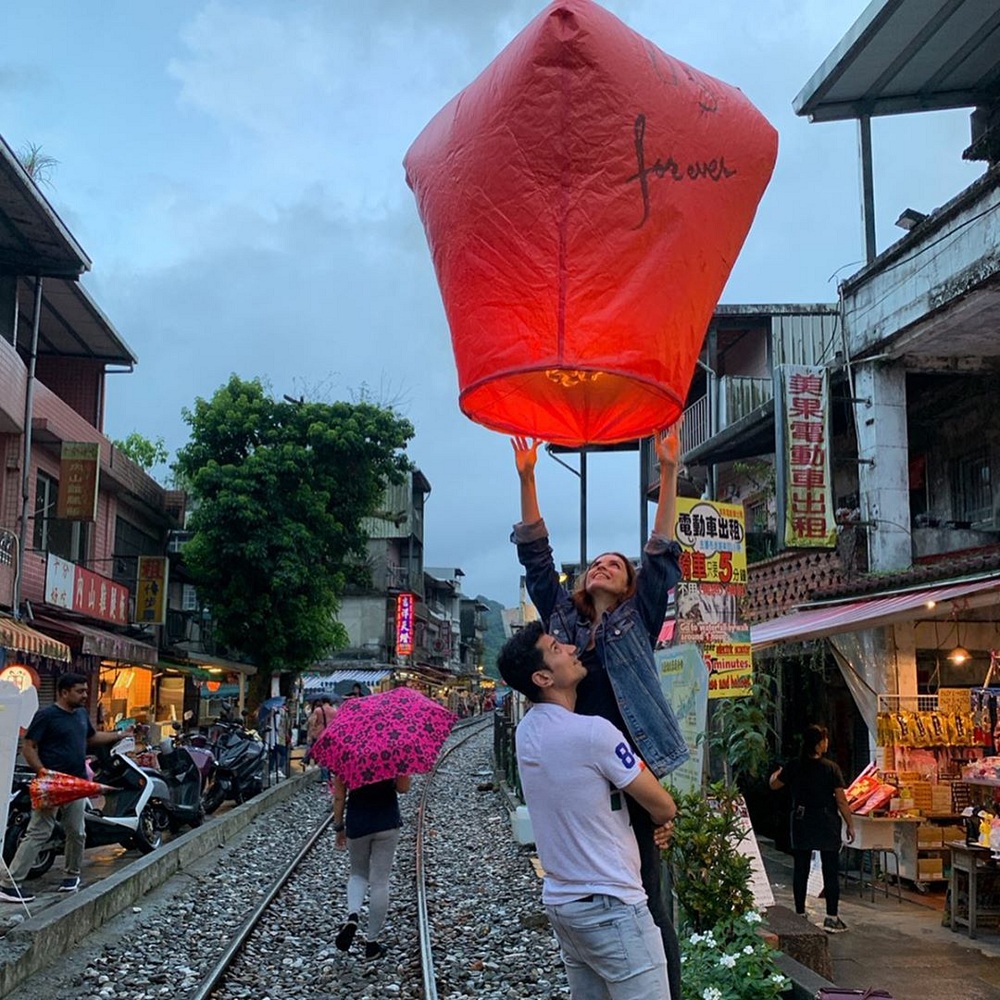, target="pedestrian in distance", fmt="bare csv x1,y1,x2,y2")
332,771,410,961
498,621,677,998
0,672,130,903
510,423,688,1000
303,697,337,778
769,723,855,933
